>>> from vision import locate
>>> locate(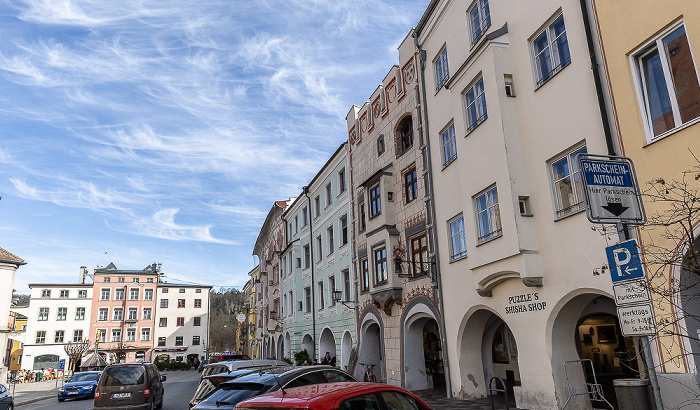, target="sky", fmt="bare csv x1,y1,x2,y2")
0,0,429,293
